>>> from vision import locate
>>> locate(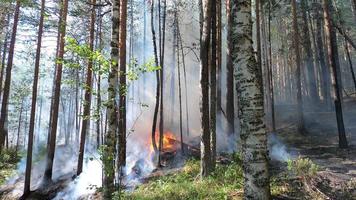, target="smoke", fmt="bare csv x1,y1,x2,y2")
268,133,293,162
53,154,102,200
